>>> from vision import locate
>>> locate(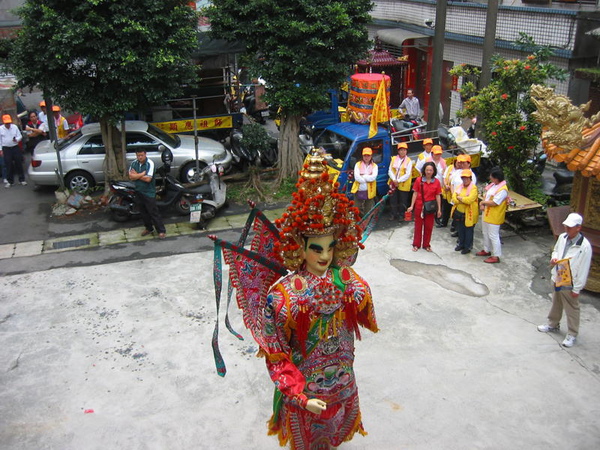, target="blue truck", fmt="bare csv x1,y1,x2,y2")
312,121,448,197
